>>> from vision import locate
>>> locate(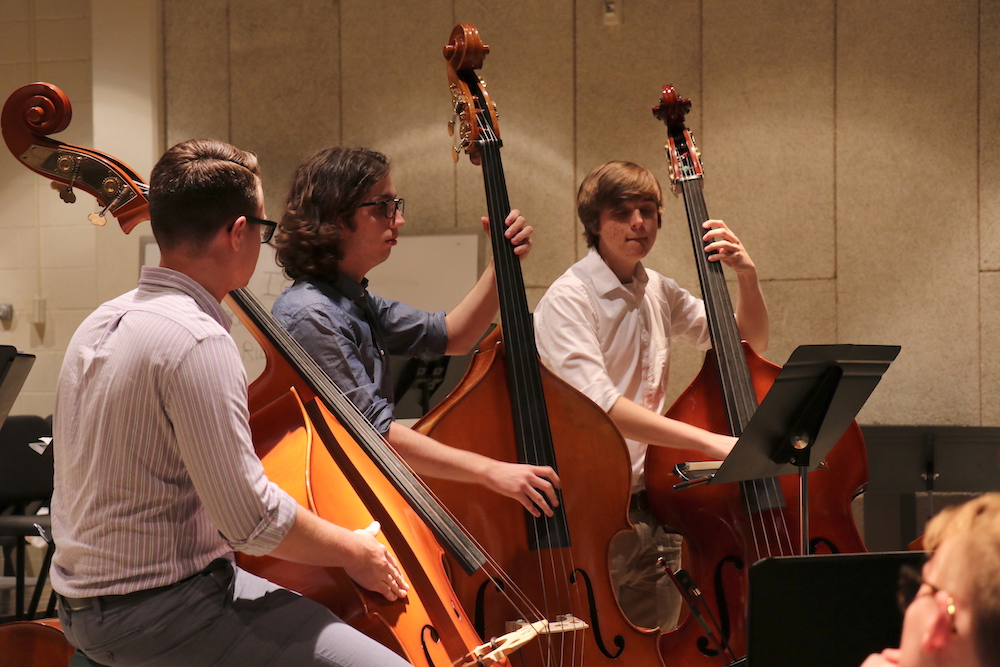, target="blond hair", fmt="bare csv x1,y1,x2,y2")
925,493,1000,667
